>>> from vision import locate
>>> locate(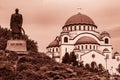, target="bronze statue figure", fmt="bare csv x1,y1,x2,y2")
10,8,24,39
